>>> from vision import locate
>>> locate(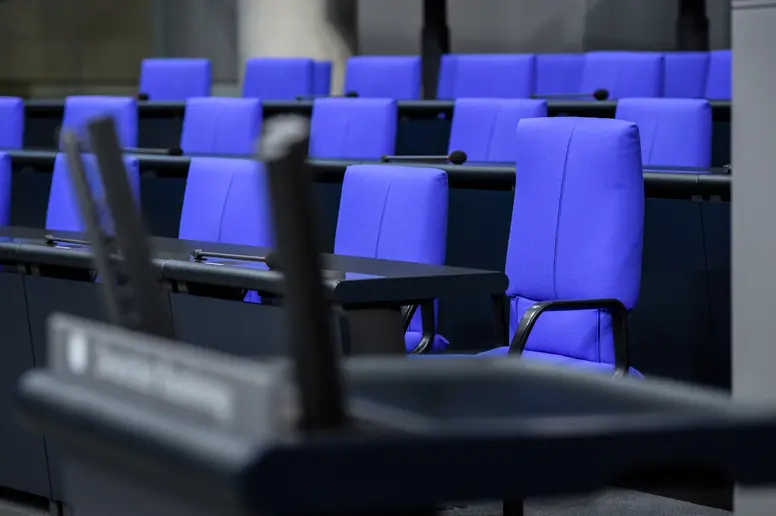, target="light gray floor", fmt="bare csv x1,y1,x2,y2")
0,489,732,516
